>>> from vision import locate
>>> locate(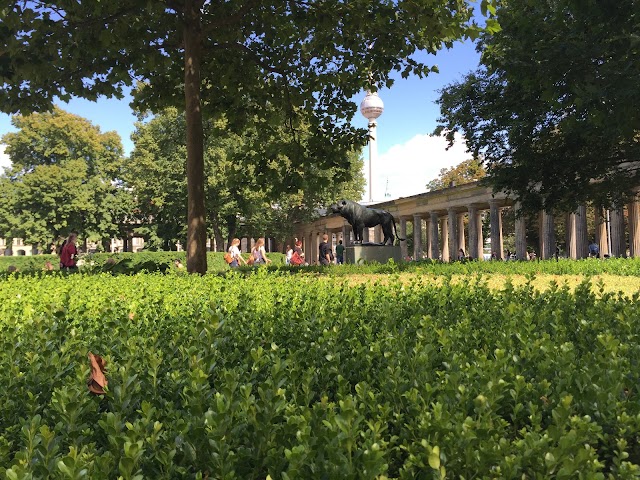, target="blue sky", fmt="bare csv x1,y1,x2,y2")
0,39,480,201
